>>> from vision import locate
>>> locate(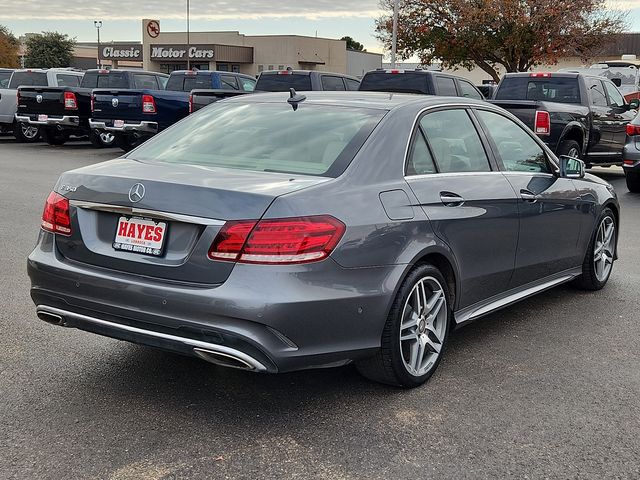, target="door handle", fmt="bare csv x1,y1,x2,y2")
440,192,465,206
520,189,538,203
